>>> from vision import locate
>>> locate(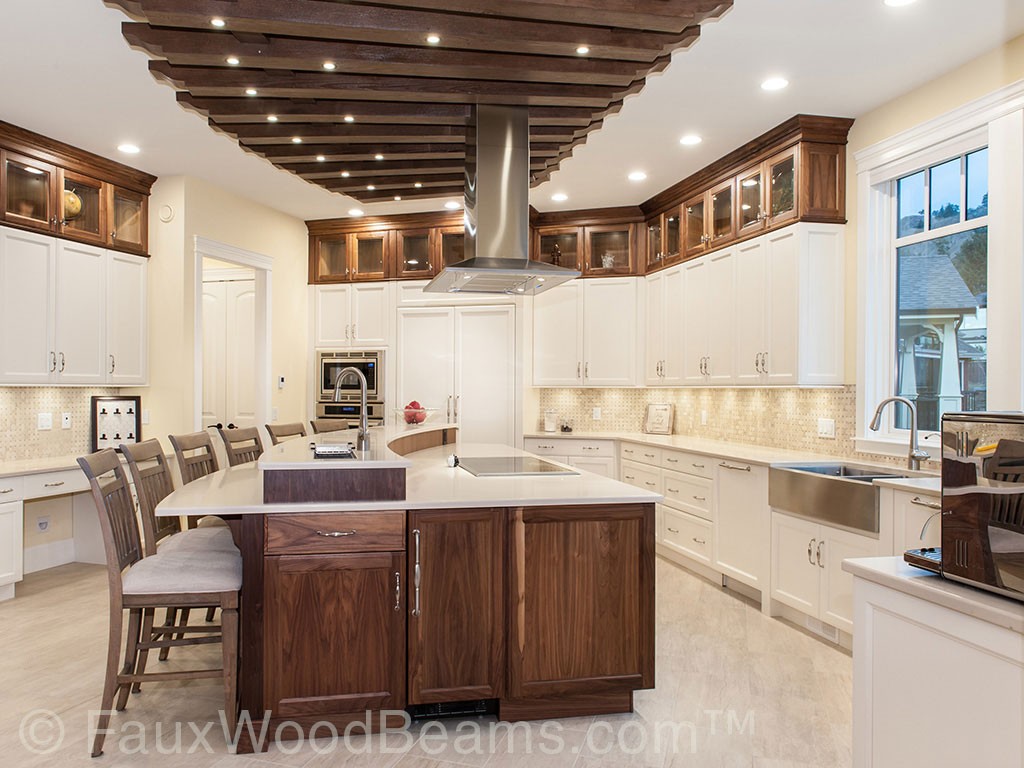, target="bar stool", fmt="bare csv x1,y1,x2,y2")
311,418,348,435
266,422,307,445
217,425,264,466
78,449,239,758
